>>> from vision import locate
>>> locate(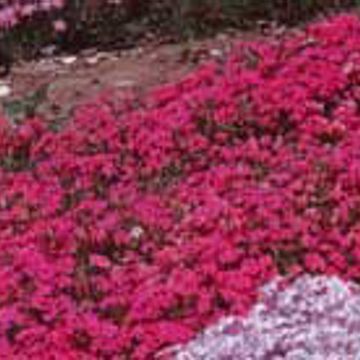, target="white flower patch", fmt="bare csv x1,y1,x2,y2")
172,275,360,359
